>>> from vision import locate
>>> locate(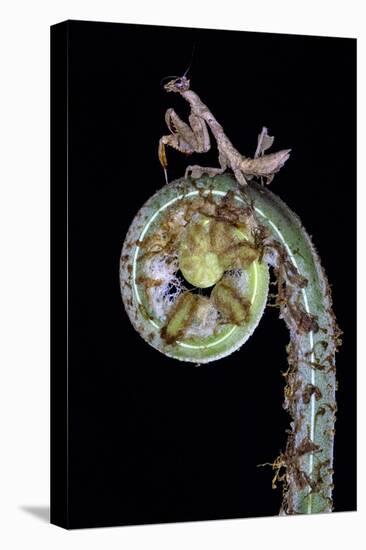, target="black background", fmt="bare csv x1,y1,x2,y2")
65,20,356,528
